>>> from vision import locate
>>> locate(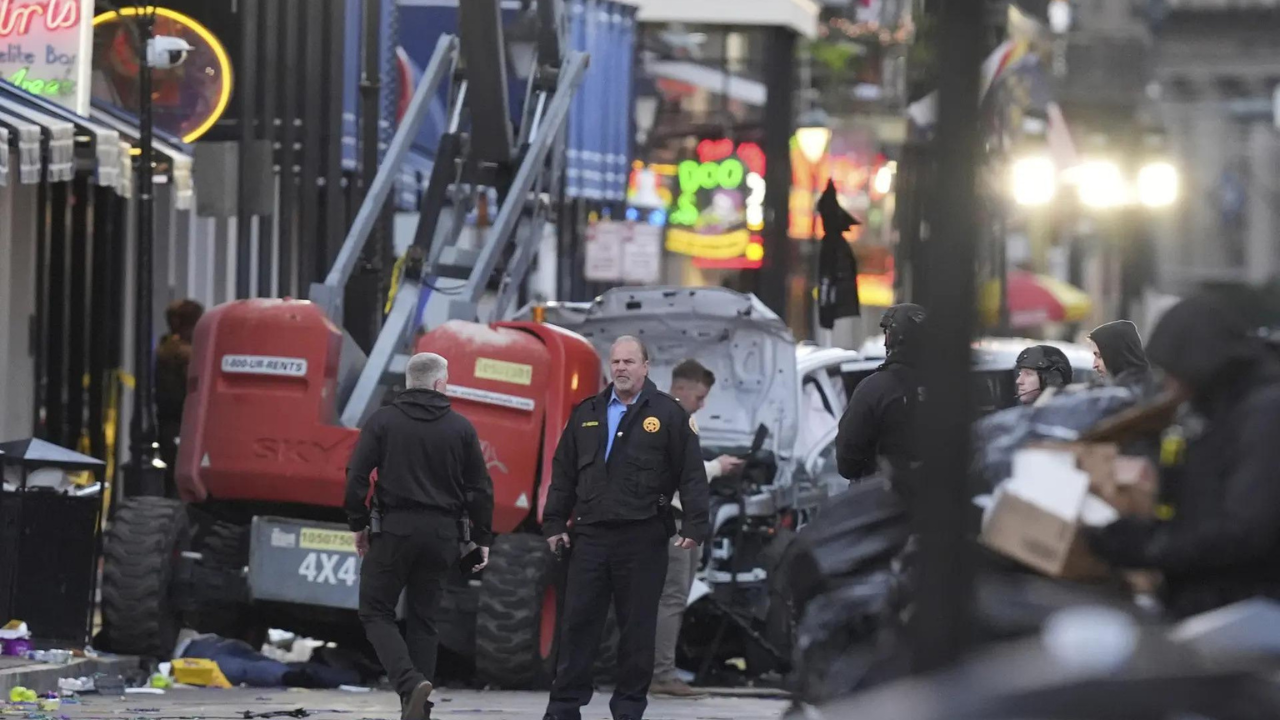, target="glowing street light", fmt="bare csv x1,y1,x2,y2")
1136,161,1179,208
873,161,897,195
1010,155,1056,206
796,108,833,166
1073,159,1126,209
